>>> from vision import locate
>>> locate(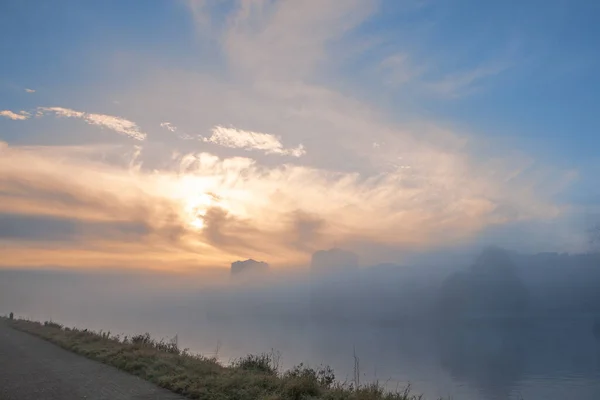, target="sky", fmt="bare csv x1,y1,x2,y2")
1,0,599,271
